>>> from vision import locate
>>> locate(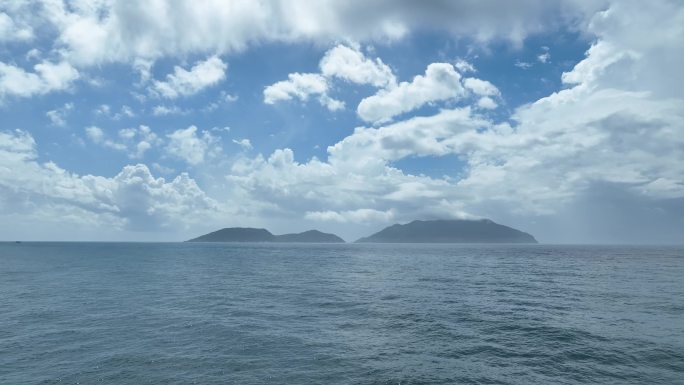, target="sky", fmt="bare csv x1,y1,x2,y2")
1,0,683,243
